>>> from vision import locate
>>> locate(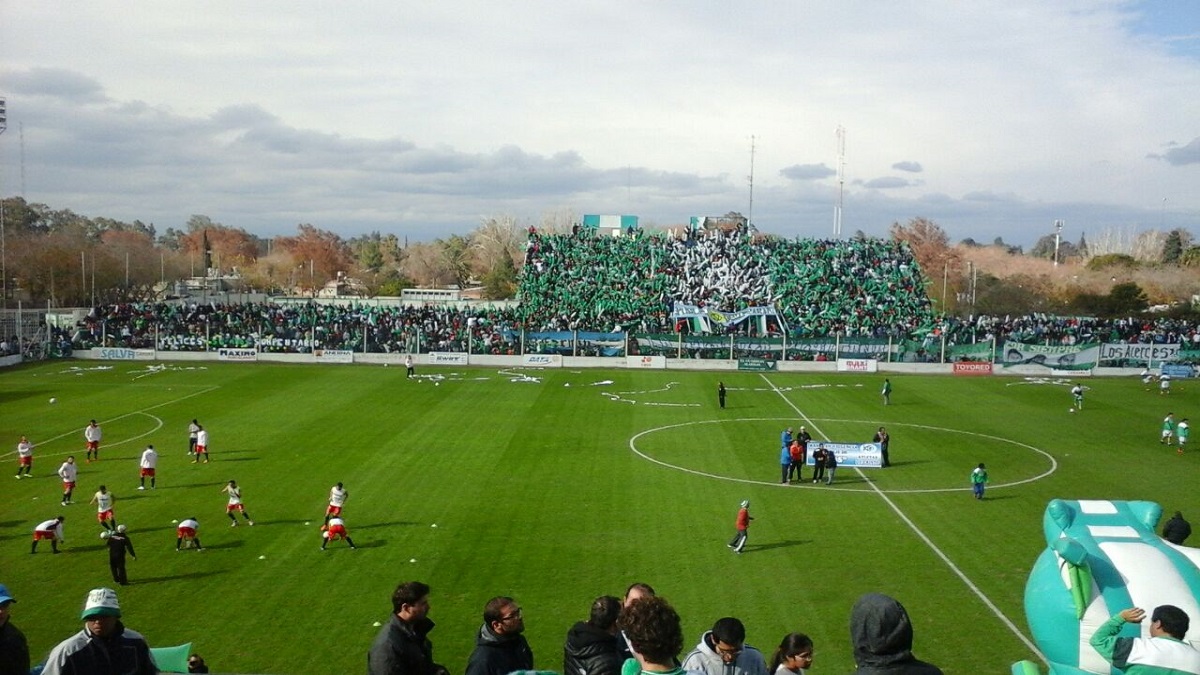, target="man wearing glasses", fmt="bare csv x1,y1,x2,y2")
682,617,768,675
465,596,534,675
